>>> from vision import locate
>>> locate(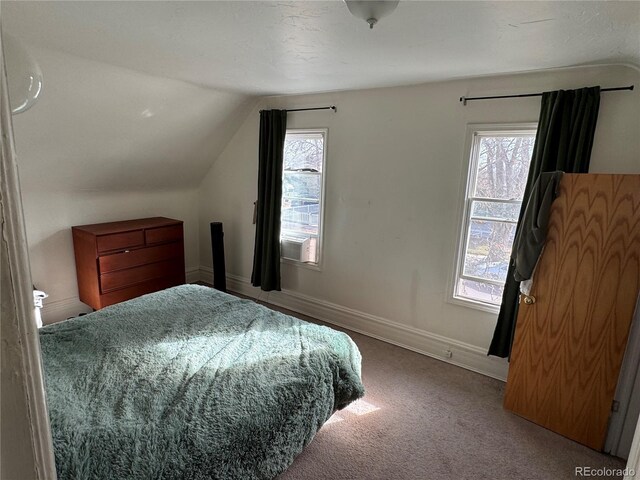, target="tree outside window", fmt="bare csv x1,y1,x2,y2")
454,128,536,309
